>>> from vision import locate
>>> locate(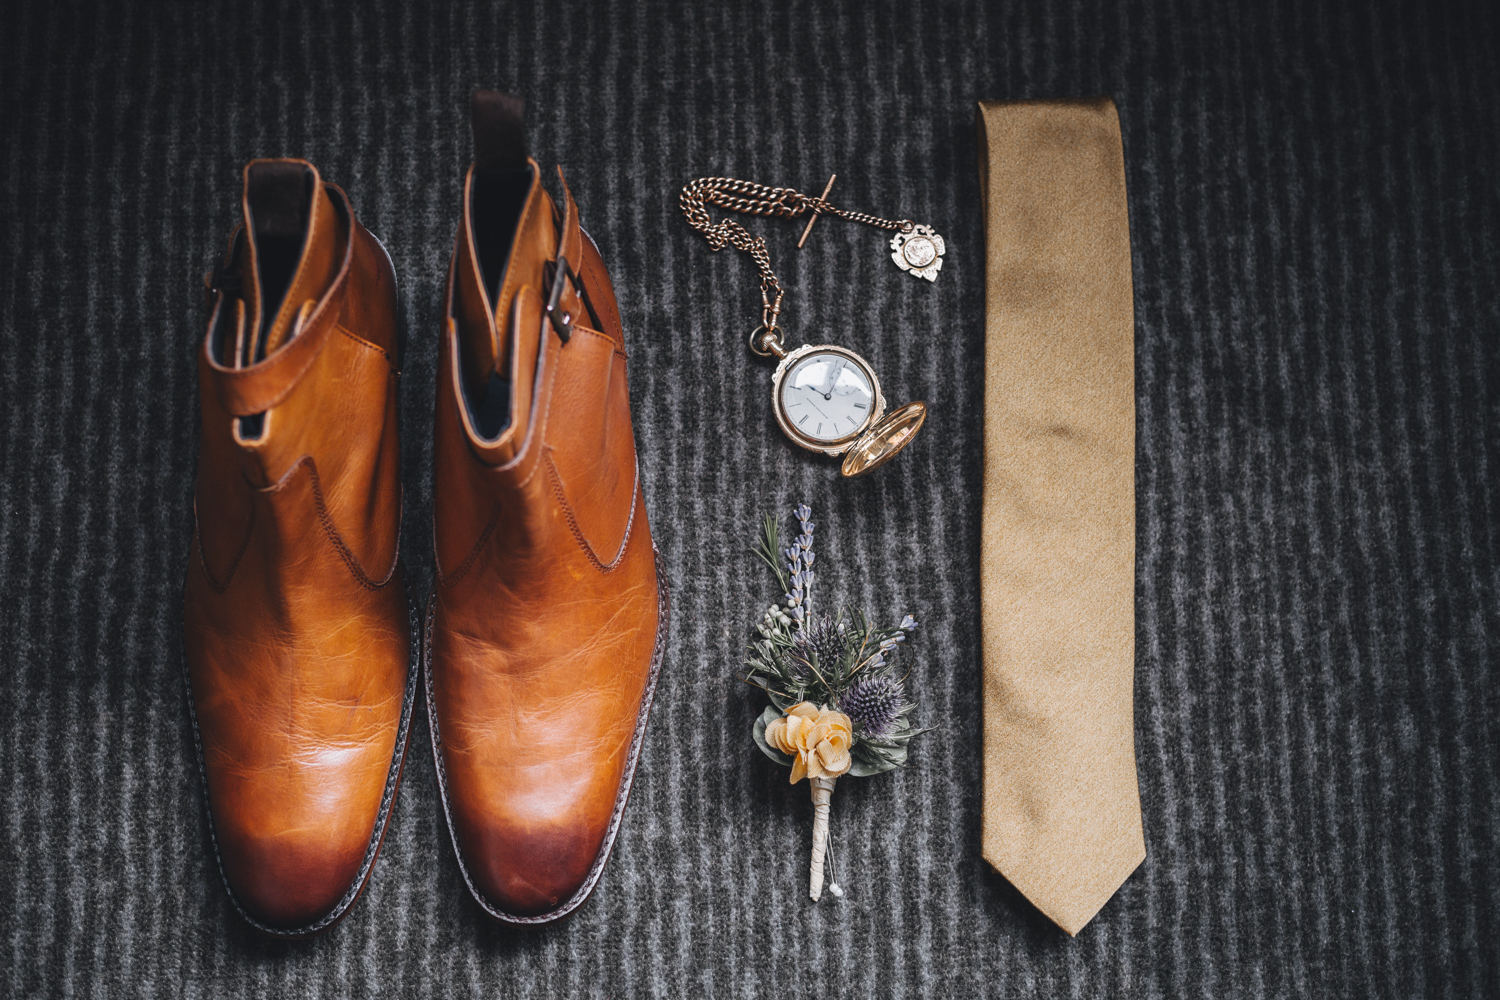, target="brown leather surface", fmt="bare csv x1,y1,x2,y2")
245,165,343,360
183,160,410,931
430,142,662,918
453,162,560,401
